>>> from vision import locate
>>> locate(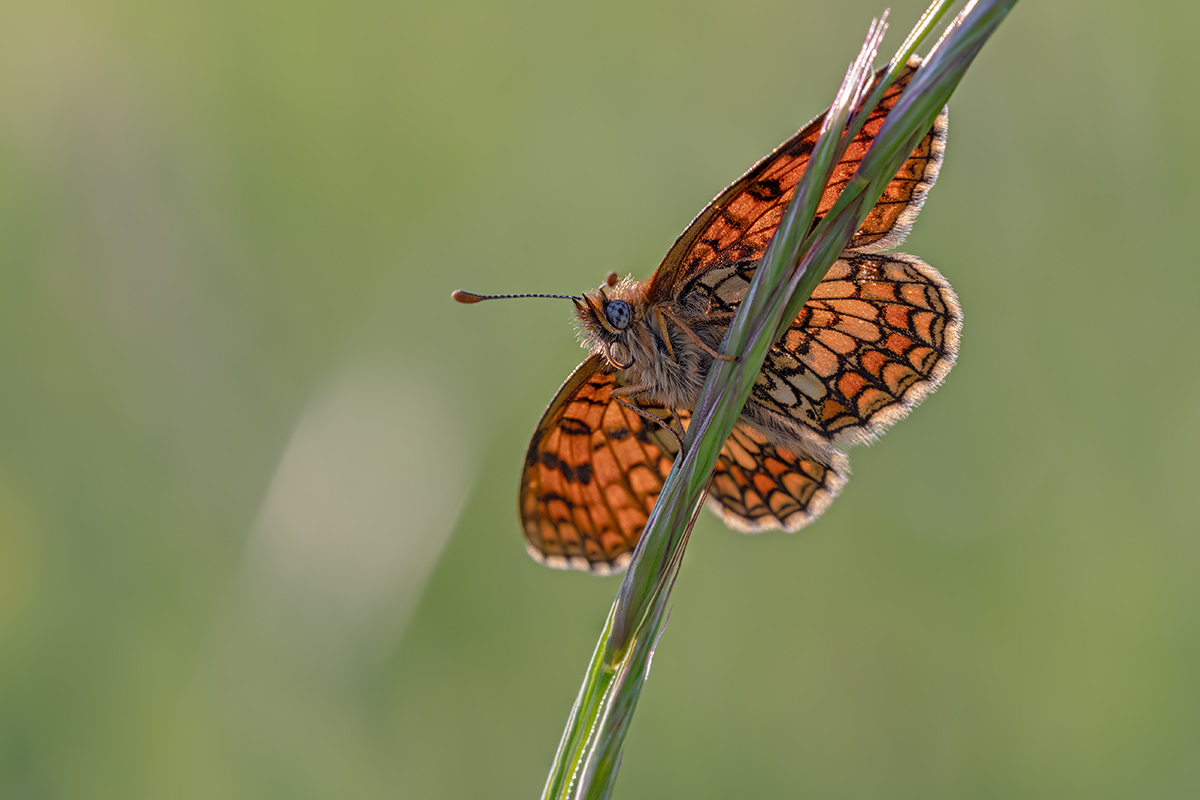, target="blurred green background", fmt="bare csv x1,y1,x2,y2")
2,1,1198,798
